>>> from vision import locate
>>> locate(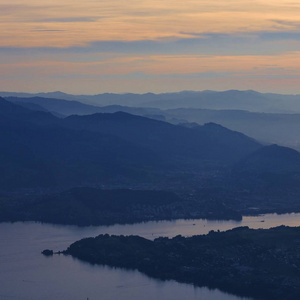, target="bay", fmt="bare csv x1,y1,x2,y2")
1,213,299,300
